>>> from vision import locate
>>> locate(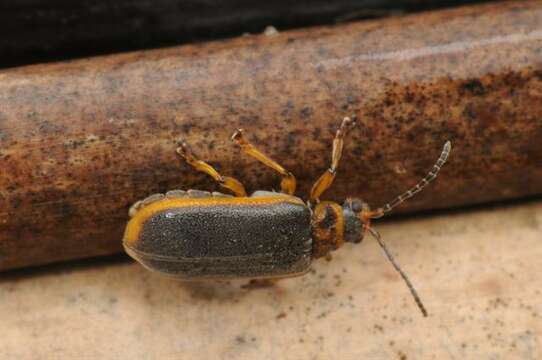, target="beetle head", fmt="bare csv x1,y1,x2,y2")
342,197,371,244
